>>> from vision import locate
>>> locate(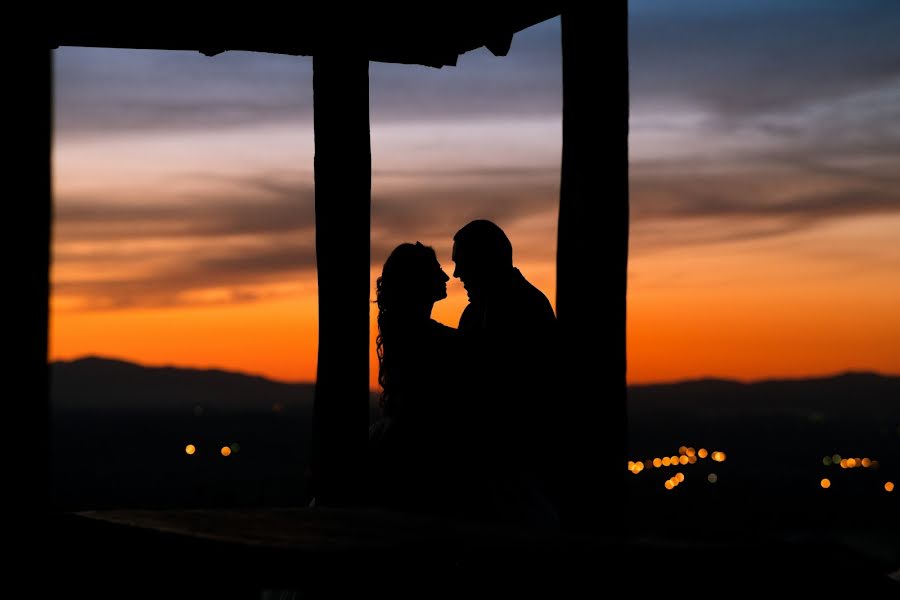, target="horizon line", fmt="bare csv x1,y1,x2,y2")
50,354,899,390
